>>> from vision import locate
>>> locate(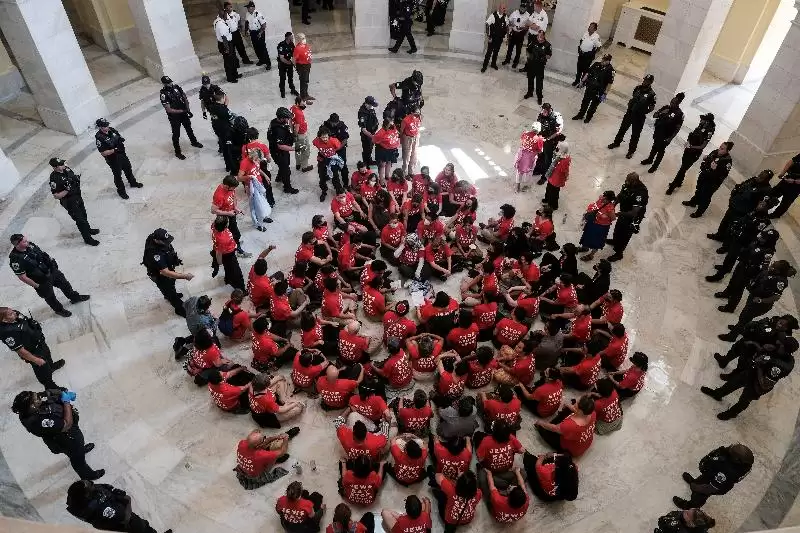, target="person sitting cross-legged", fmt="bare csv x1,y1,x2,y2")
236,427,301,489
